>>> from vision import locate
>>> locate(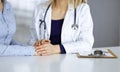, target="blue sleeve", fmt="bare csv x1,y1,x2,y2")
60,44,66,54
10,39,23,45
0,44,35,56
